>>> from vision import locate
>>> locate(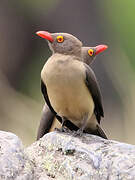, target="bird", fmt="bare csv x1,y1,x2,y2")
37,46,106,140
36,31,108,139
